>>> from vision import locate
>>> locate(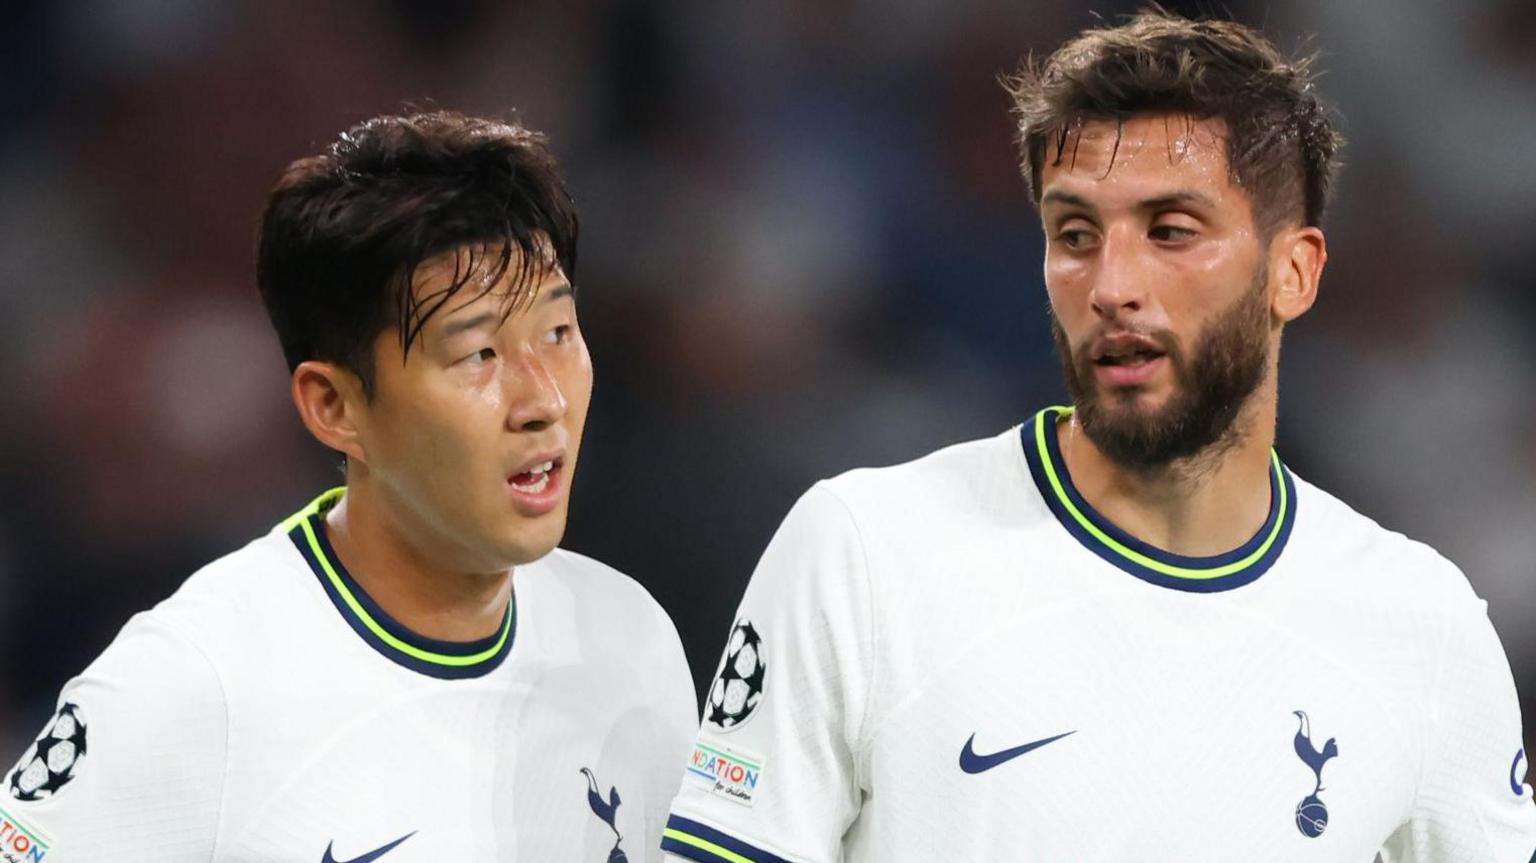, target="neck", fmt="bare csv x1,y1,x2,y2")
322,477,512,643
1057,387,1278,558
